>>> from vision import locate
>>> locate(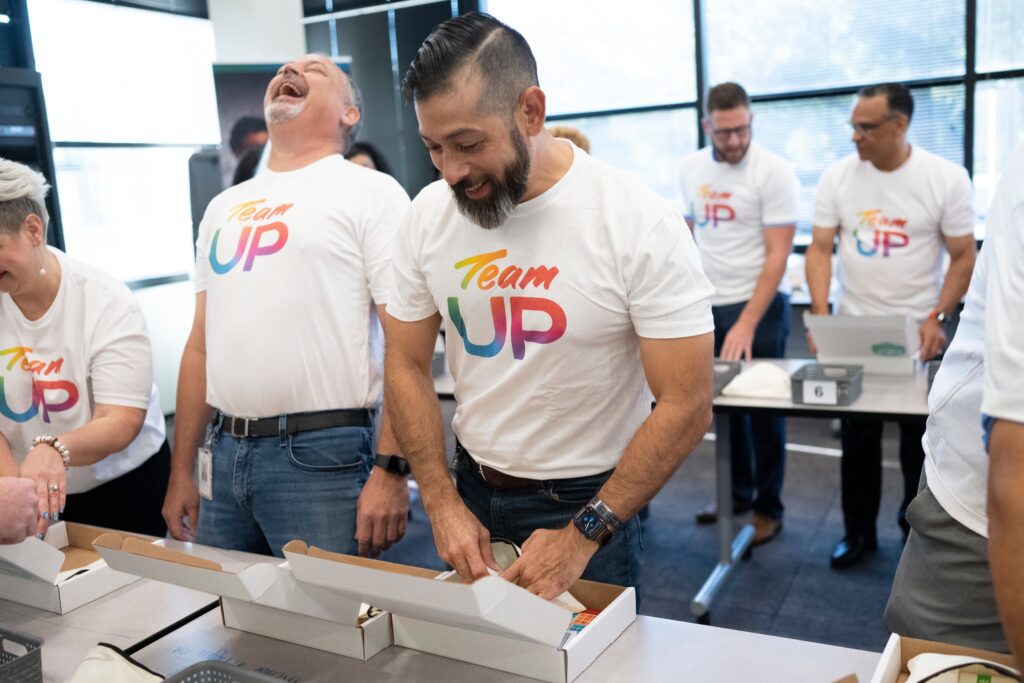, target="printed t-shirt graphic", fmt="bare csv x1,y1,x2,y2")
813,146,975,318
679,141,800,306
194,155,410,419
0,248,164,494
389,143,714,479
